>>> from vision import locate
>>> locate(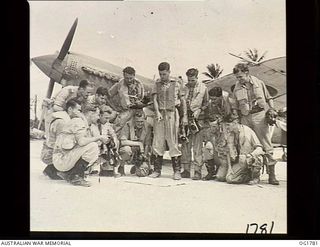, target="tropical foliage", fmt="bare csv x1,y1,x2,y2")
202,63,223,83
242,48,267,64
